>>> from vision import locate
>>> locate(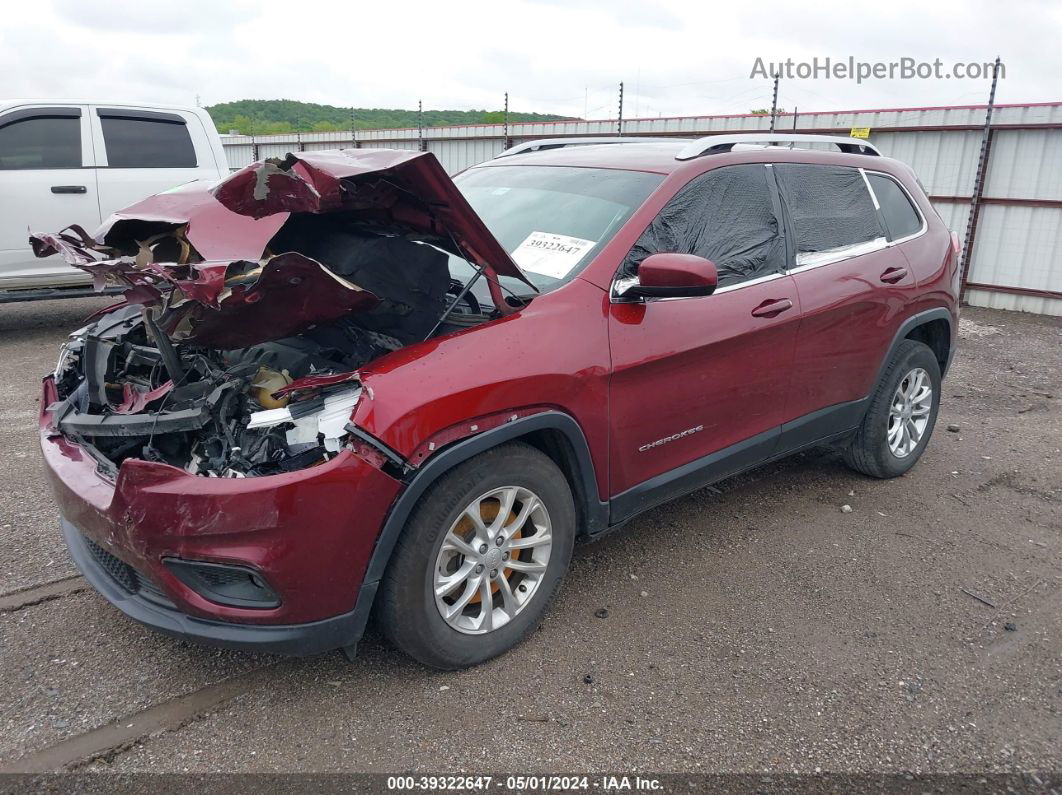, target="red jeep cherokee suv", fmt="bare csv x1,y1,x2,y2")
36,134,957,669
